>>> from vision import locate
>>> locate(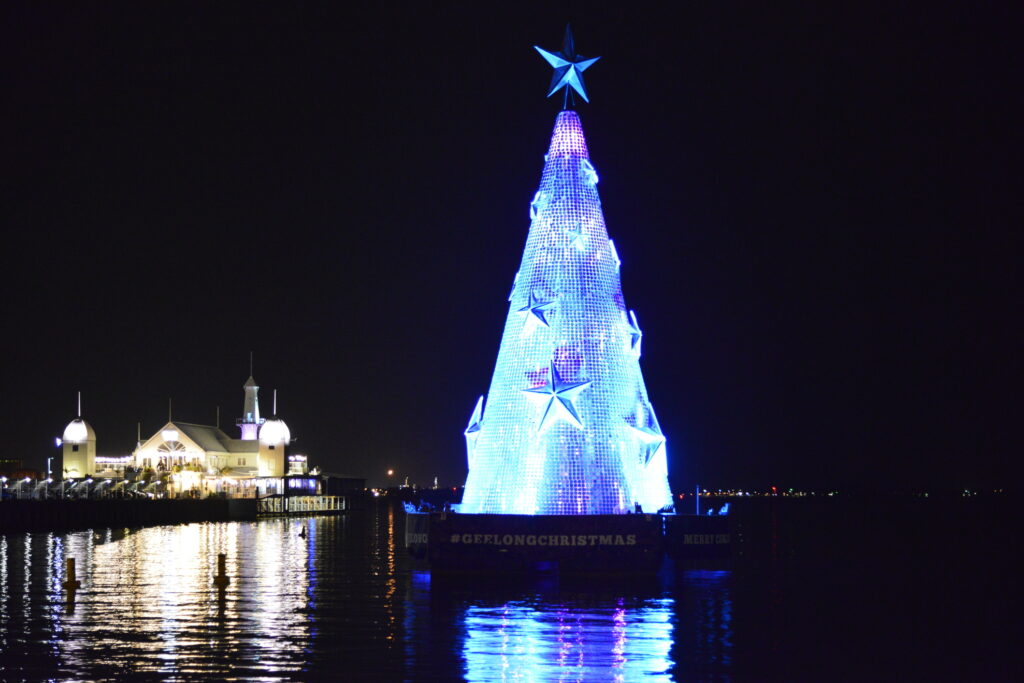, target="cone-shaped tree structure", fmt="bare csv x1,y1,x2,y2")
461,110,673,515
